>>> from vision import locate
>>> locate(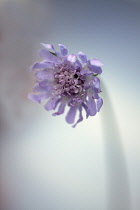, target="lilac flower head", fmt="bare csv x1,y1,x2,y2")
28,44,103,127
